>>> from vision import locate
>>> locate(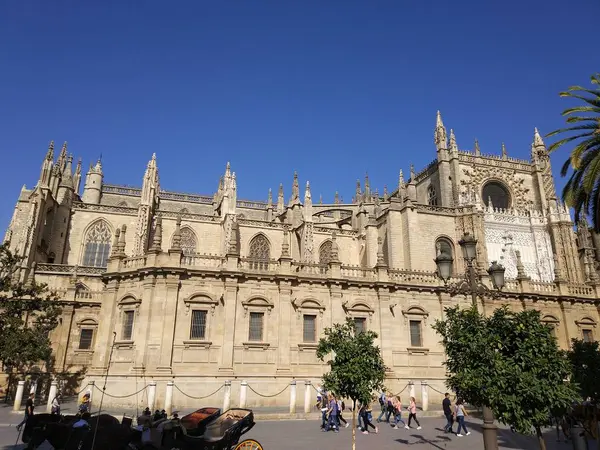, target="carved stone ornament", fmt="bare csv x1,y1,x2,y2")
461,165,532,209
401,306,429,326
343,301,375,322
241,297,274,317
118,296,142,317
293,298,325,319
183,294,219,316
